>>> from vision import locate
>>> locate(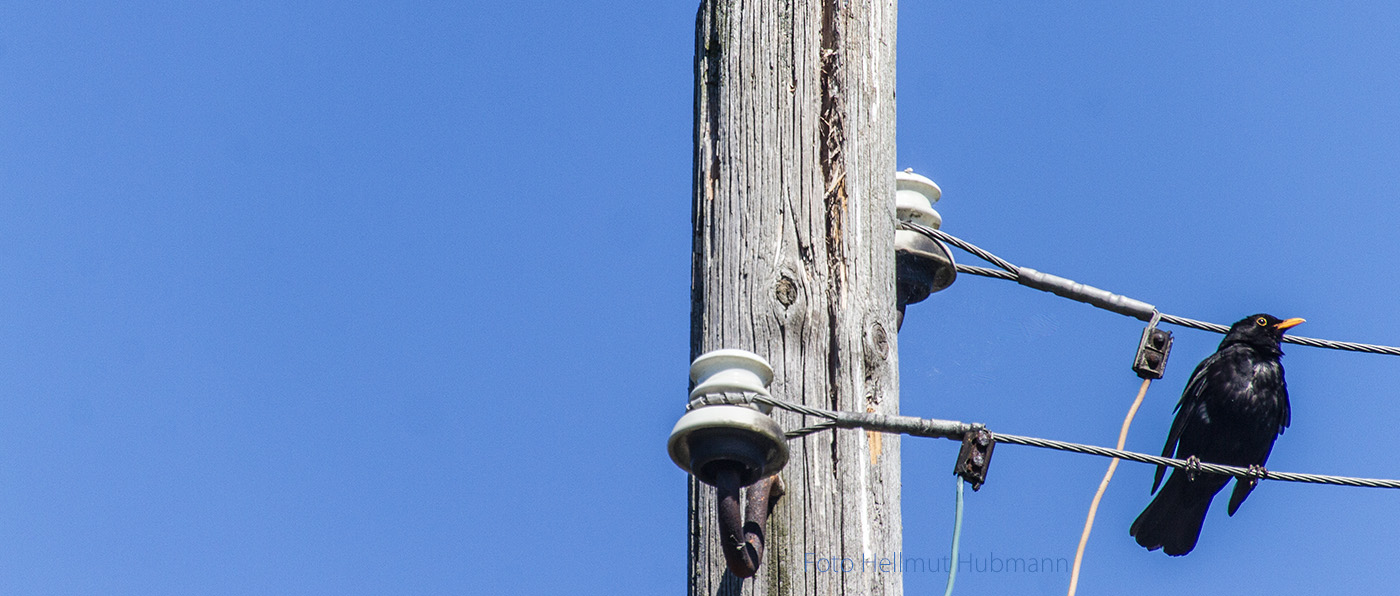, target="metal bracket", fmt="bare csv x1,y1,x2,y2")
715,468,785,578
1133,323,1173,380
954,429,995,491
